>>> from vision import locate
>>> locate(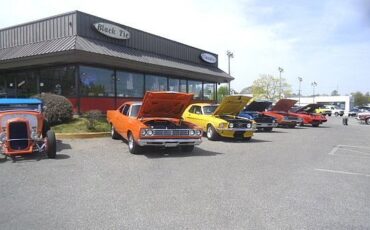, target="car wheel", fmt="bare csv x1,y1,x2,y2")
244,137,252,141
312,121,320,127
128,132,142,154
263,127,273,132
288,123,296,128
181,145,194,152
334,112,339,117
206,125,219,141
46,130,57,159
111,125,120,140
366,118,370,125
